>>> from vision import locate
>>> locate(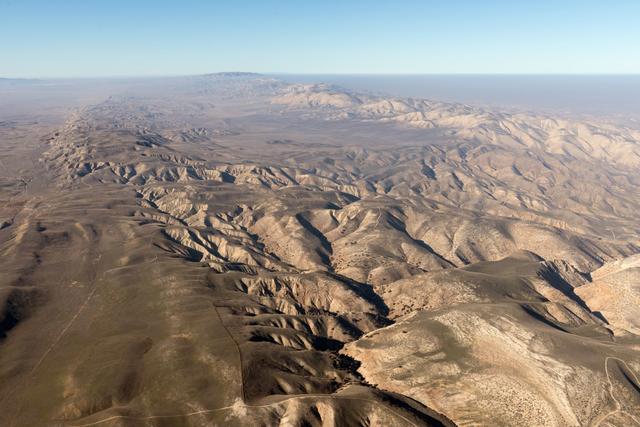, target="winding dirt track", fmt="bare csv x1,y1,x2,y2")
594,357,640,427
